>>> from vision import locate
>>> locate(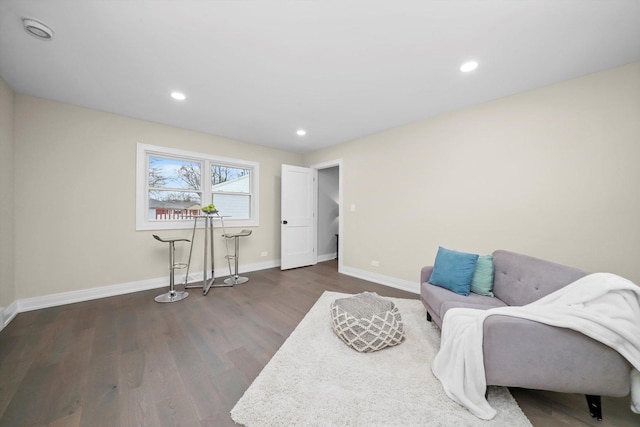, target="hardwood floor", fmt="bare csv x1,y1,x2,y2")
1,260,638,426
